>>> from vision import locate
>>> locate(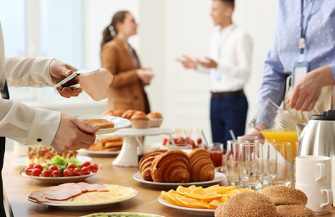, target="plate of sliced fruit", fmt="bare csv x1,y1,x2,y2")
158,185,253,216
21,155,99,184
